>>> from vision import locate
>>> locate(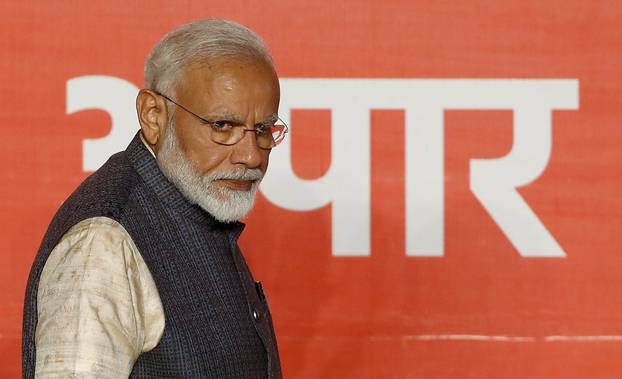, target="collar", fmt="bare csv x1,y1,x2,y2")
139,131,156,158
